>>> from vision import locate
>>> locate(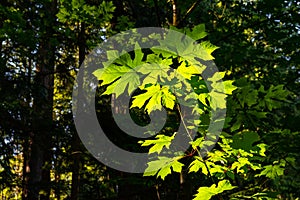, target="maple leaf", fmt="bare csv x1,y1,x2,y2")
138,133,176,154
193,180,236,200
131,84,176,113
93,43,144,97
143,156,184,180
